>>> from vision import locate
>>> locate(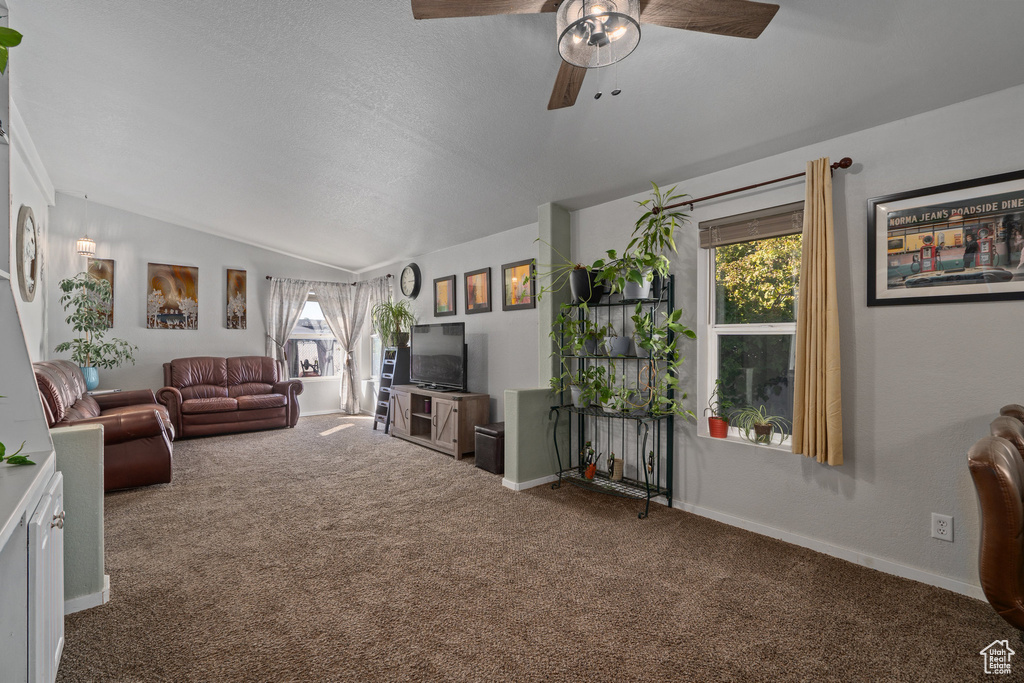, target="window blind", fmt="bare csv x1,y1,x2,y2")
698,201,804,249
